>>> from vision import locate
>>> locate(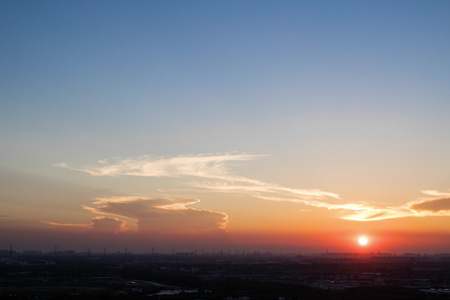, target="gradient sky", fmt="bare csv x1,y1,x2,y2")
1,0,450,254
